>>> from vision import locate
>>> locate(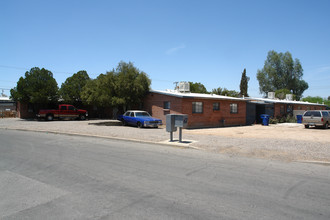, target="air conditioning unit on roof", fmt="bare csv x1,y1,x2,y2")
286,94,293,101
268,92,275,99
179,81,190,93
